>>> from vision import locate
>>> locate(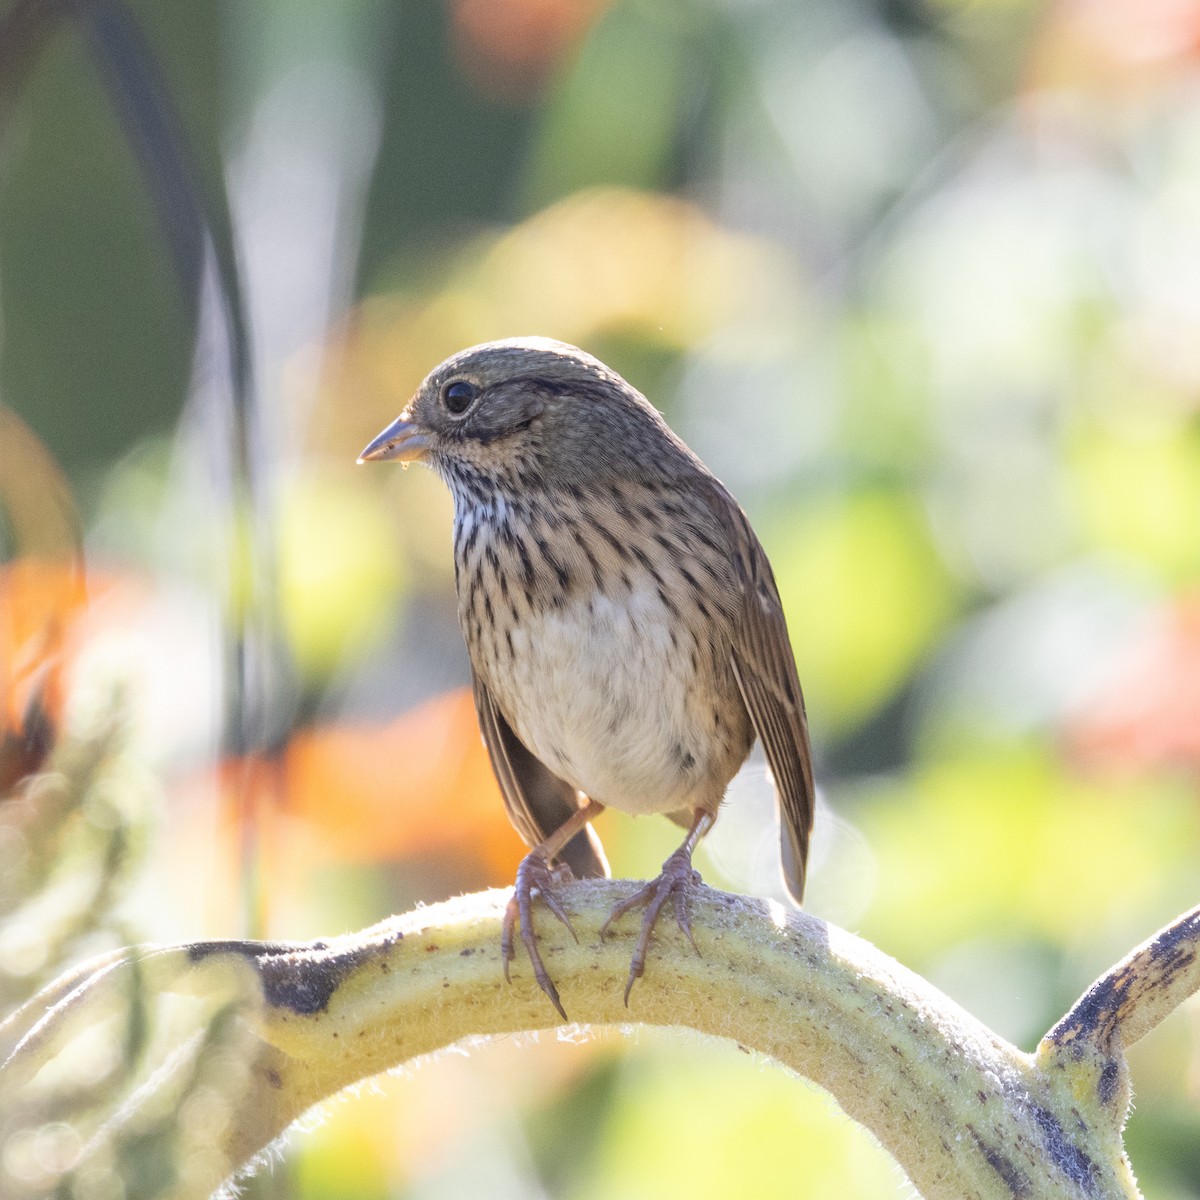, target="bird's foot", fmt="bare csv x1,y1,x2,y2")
502,851,578,1020
600,846,703,1005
